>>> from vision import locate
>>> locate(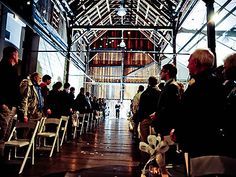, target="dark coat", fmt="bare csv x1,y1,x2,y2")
0,60,20,107
154,79,181,136
75,93,88,113
138,86,161,122
177,70,225,158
